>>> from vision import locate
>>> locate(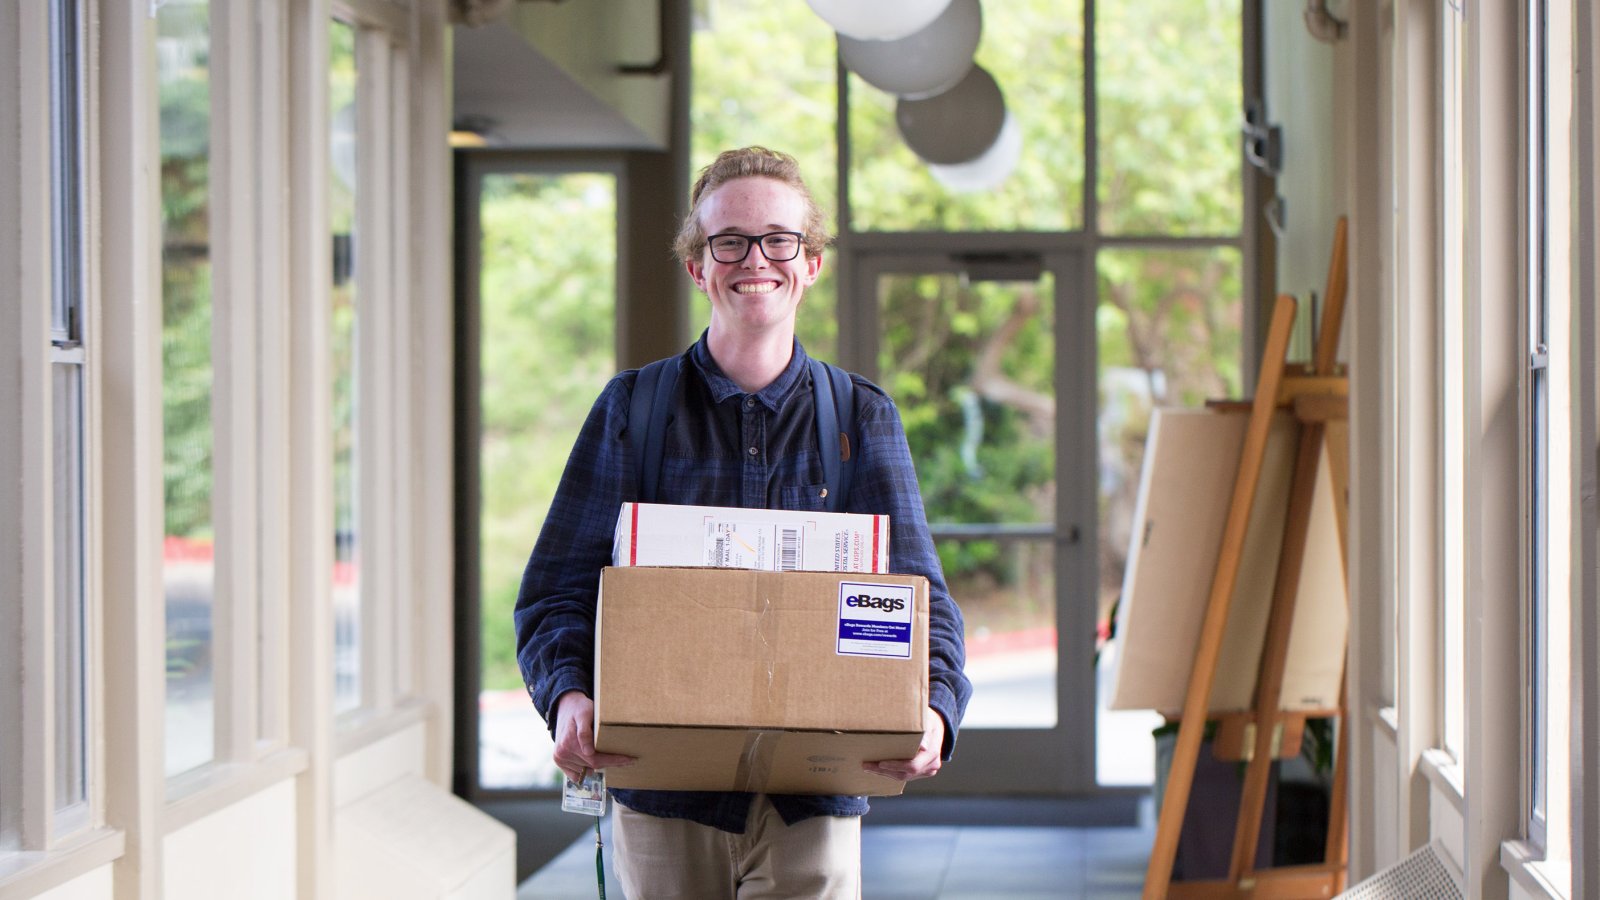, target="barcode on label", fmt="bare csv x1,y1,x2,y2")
779,528,800,571
712,537,728,565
